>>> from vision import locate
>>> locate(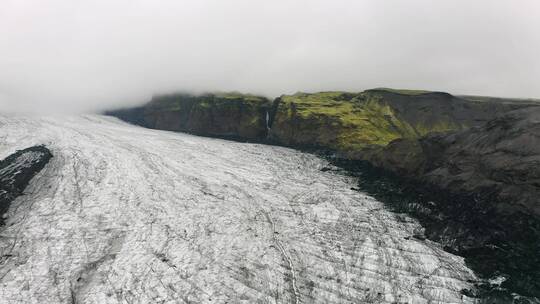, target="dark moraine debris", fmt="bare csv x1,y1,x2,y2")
0,146,53,225
347,107,540,302
327,159,540,303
